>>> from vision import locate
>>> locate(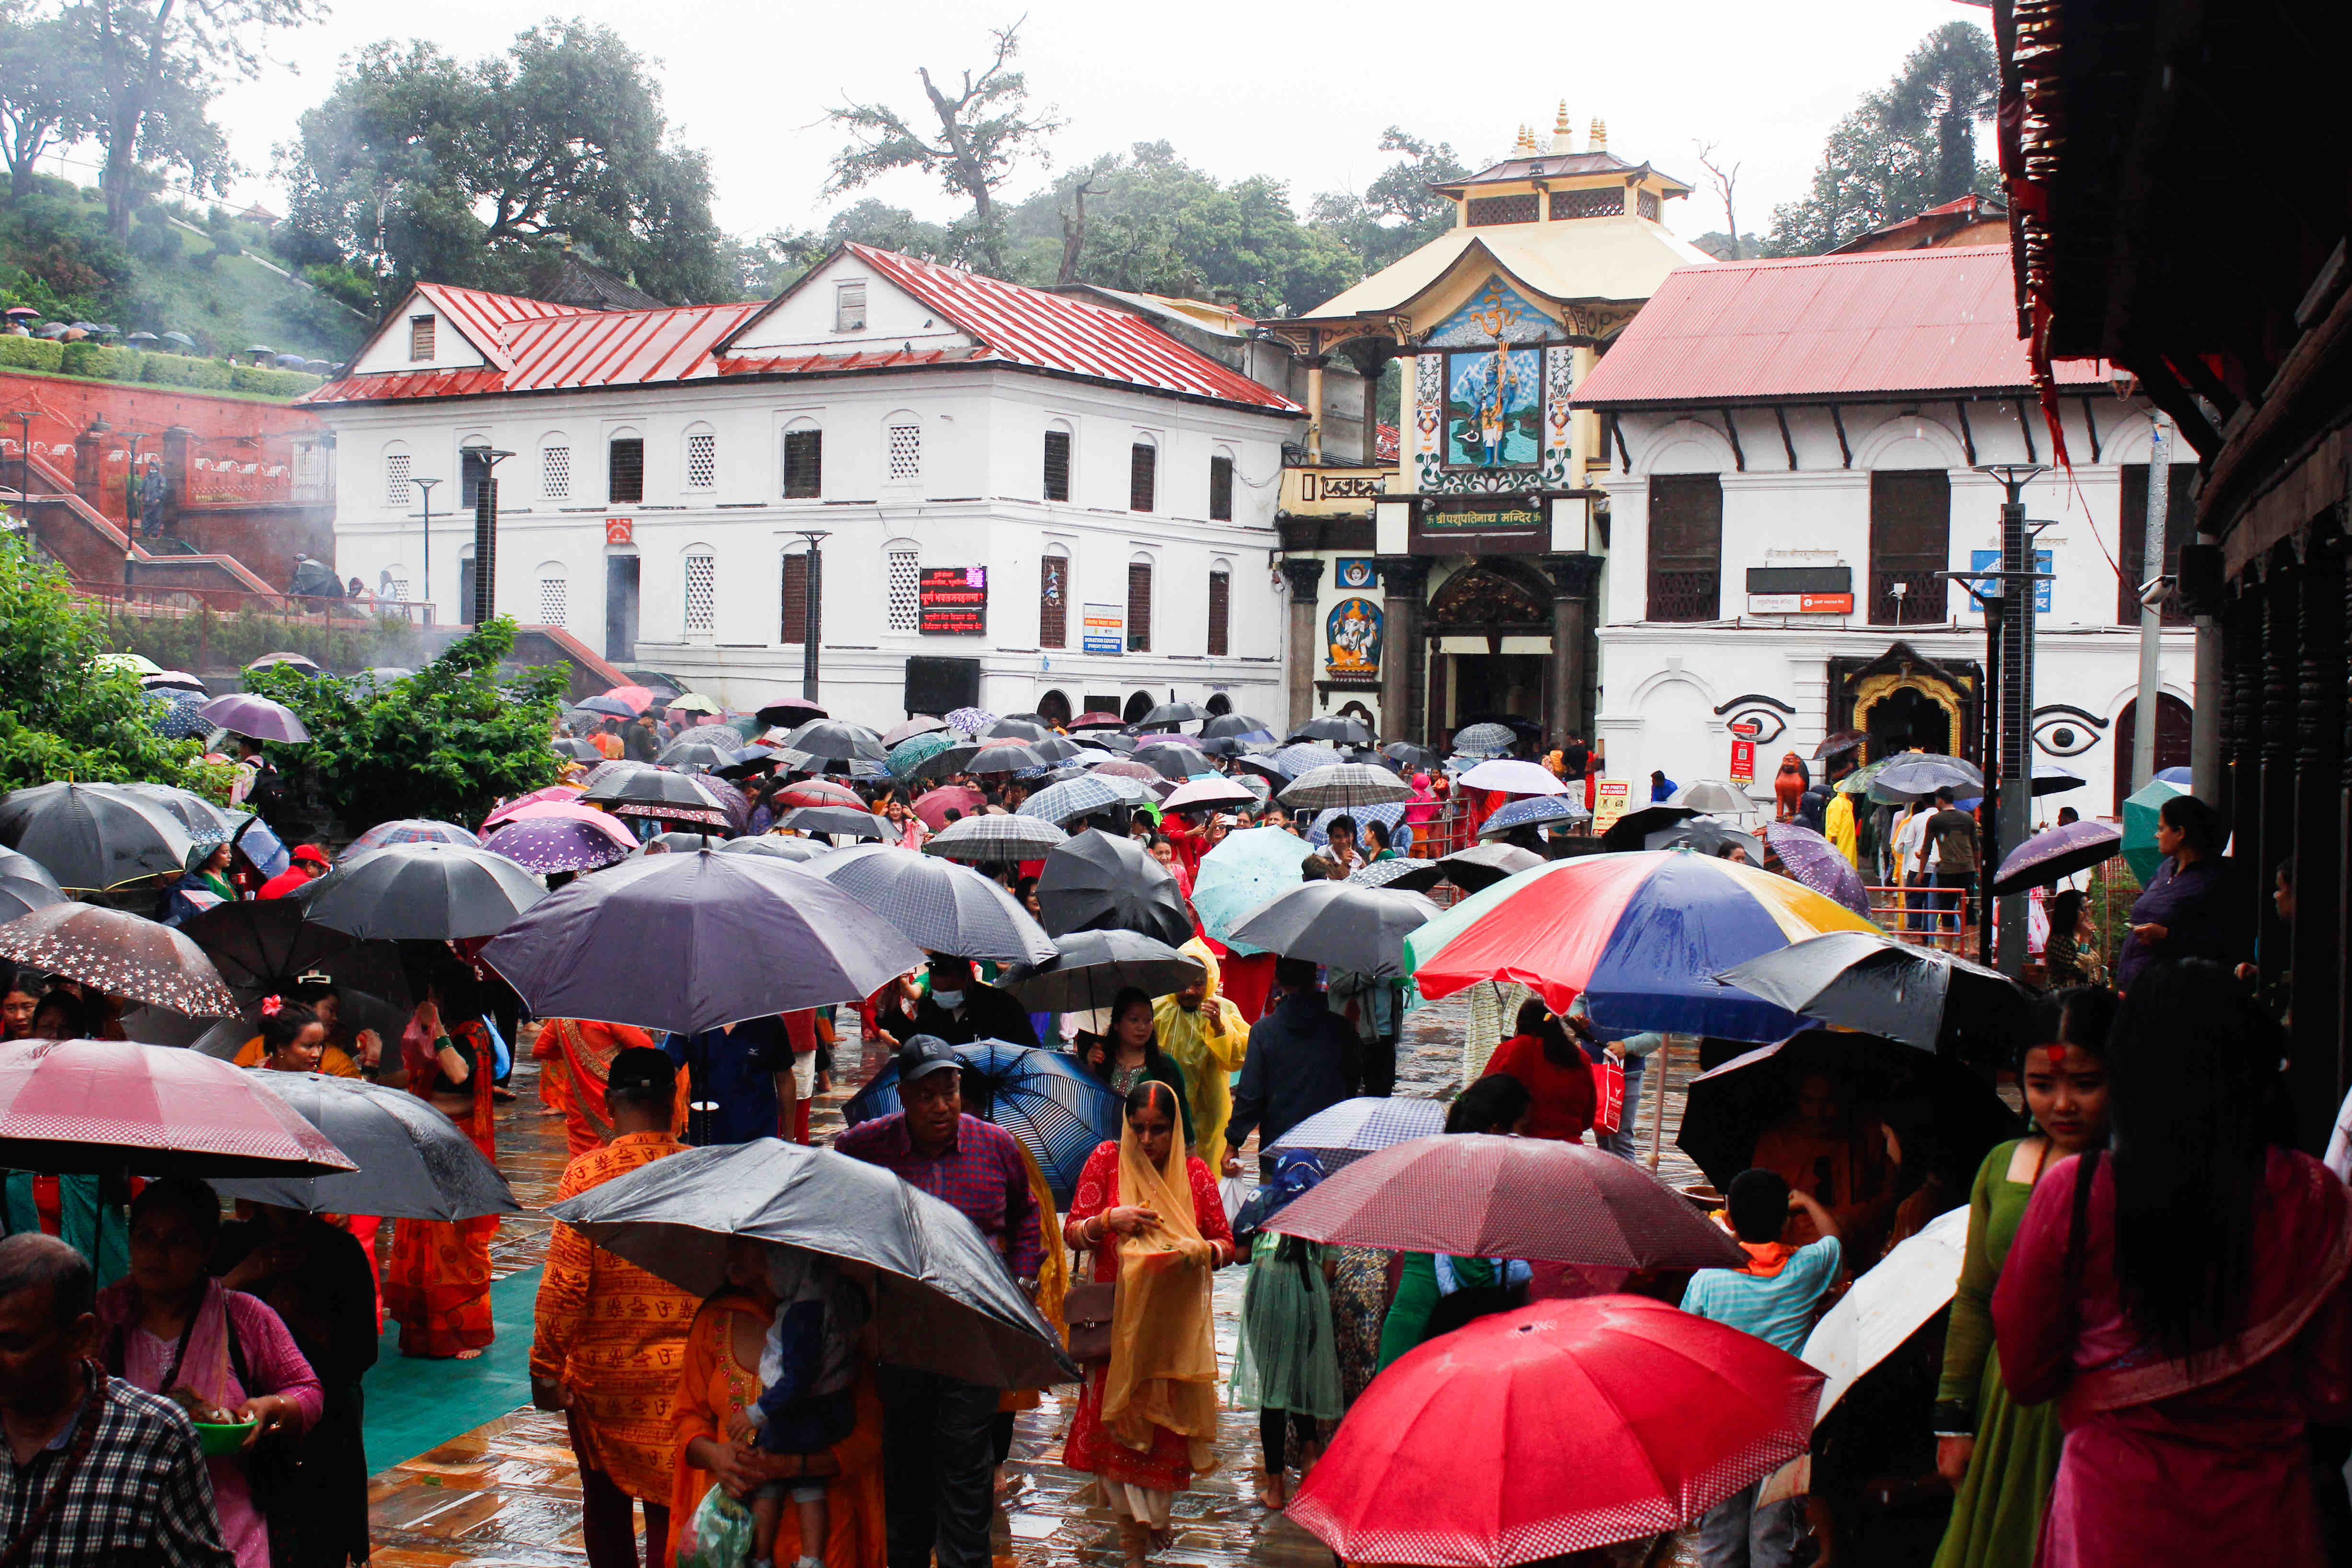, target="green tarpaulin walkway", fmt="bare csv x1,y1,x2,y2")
361,1265,543,1475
